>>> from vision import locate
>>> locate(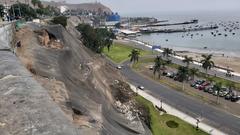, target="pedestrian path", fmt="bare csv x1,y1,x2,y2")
128,83,226,135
